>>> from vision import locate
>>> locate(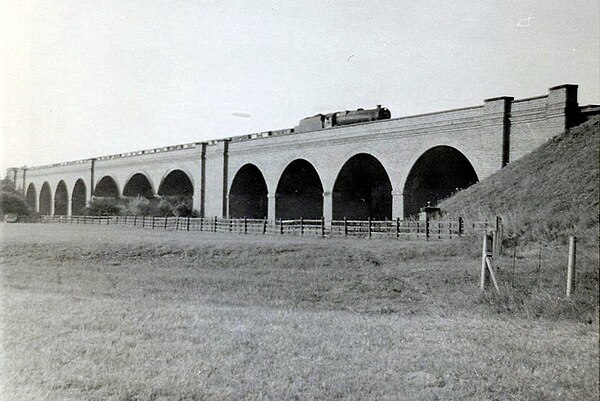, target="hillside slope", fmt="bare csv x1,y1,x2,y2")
441,116,599,244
